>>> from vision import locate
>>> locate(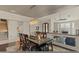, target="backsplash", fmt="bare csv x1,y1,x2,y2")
0,32,8,40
